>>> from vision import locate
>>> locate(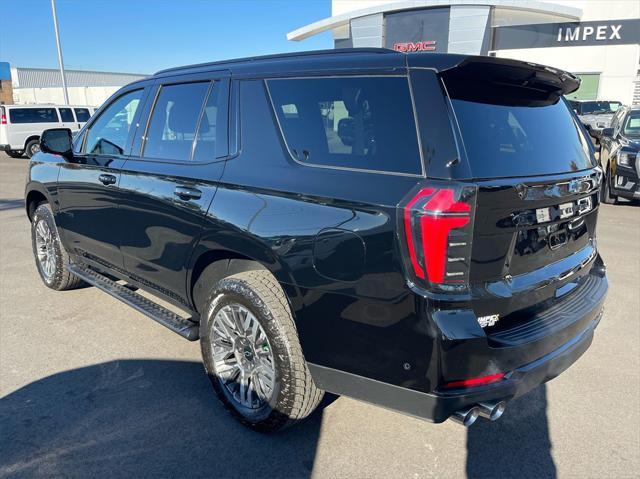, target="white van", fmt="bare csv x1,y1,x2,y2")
0,104,96,158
